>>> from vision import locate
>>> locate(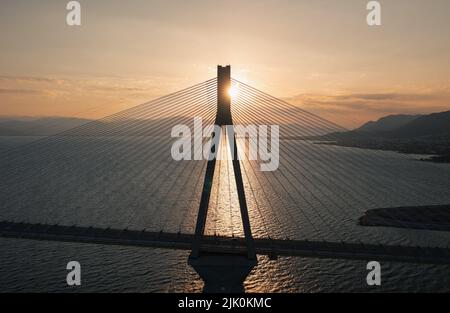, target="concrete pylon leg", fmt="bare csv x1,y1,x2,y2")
189,65,257,292
189,253,257,293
